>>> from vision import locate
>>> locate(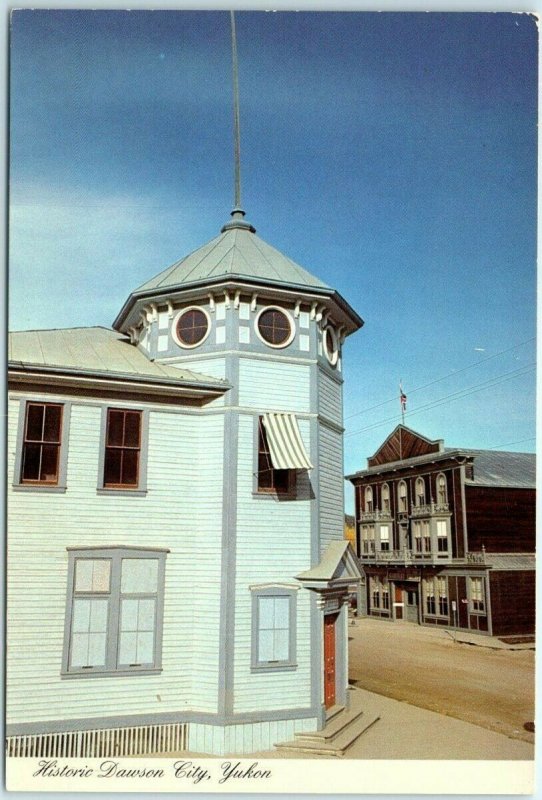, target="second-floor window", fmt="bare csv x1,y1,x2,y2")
437,520,448,553
365,486,373,512
380,525,390,551
413,520,431,552
103,409,142,488
257,418,295,495
20,402,63,485
361,525,375,554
